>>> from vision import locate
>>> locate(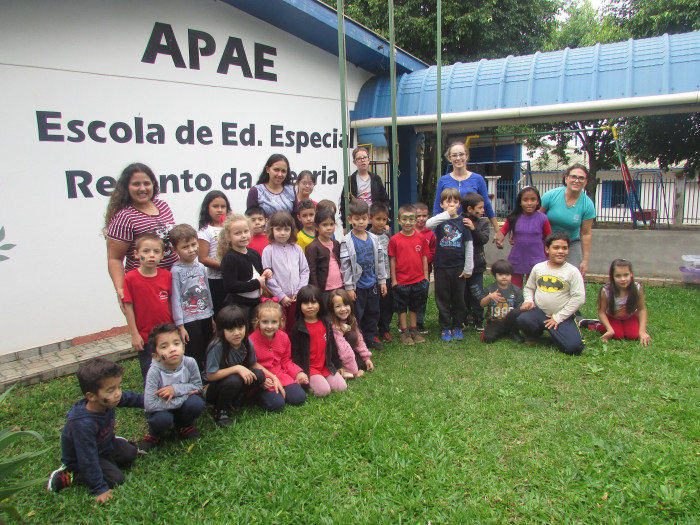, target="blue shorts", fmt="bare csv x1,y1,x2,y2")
392,280,429,315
